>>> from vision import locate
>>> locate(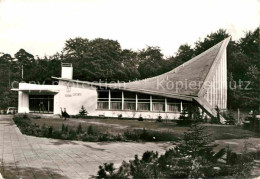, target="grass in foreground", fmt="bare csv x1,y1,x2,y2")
14,116,180,142
25,118,257,141
31,117,258,140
